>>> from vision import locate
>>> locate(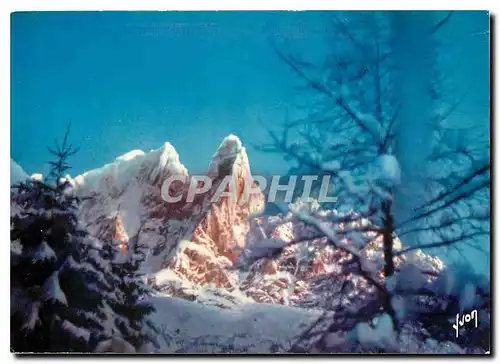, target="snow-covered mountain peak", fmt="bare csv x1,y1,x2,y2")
214,134,243,158
148,142,188,183
73,141,187,194
114,149,146,162
60,135,265,277
208,134,249,178
10,158,29,185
